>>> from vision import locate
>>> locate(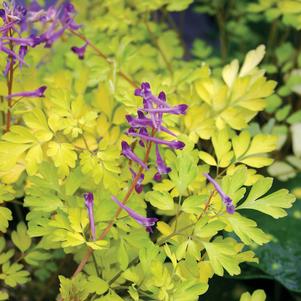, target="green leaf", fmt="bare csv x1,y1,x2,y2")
11,222,31,252
145,191,174,211
0,207,12,233
118,240,129,270
0,291,8,300
169,151,198,195
166,0,193,11
247,174,301,292
86,276,109,295
59,274,89,301
238,177,296,218
226,213,270,246
202,237,241,276
181,195,207,214
0,262,30,287
47,142,77,177
64,167,83,196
